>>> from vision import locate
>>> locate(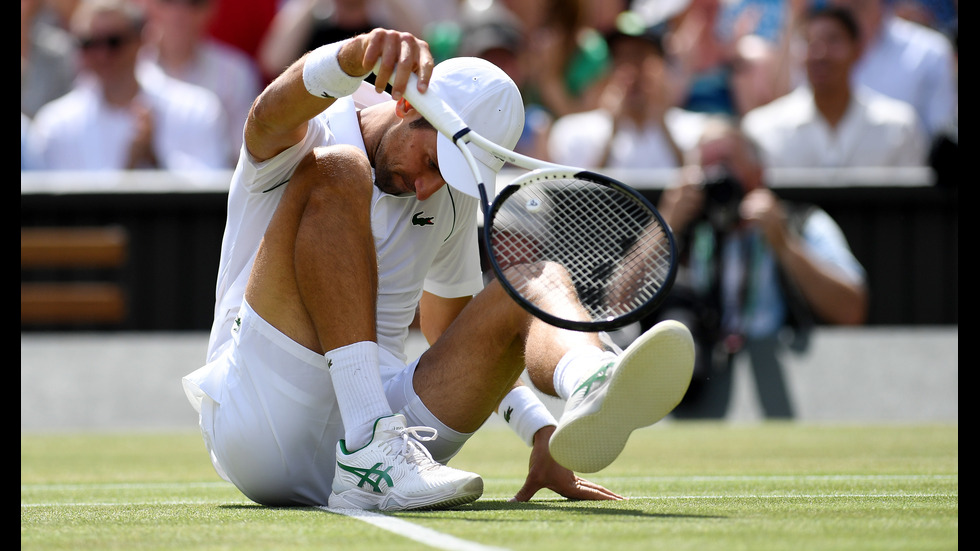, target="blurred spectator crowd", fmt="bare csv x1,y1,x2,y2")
20,0,957,421
21,0,957,175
